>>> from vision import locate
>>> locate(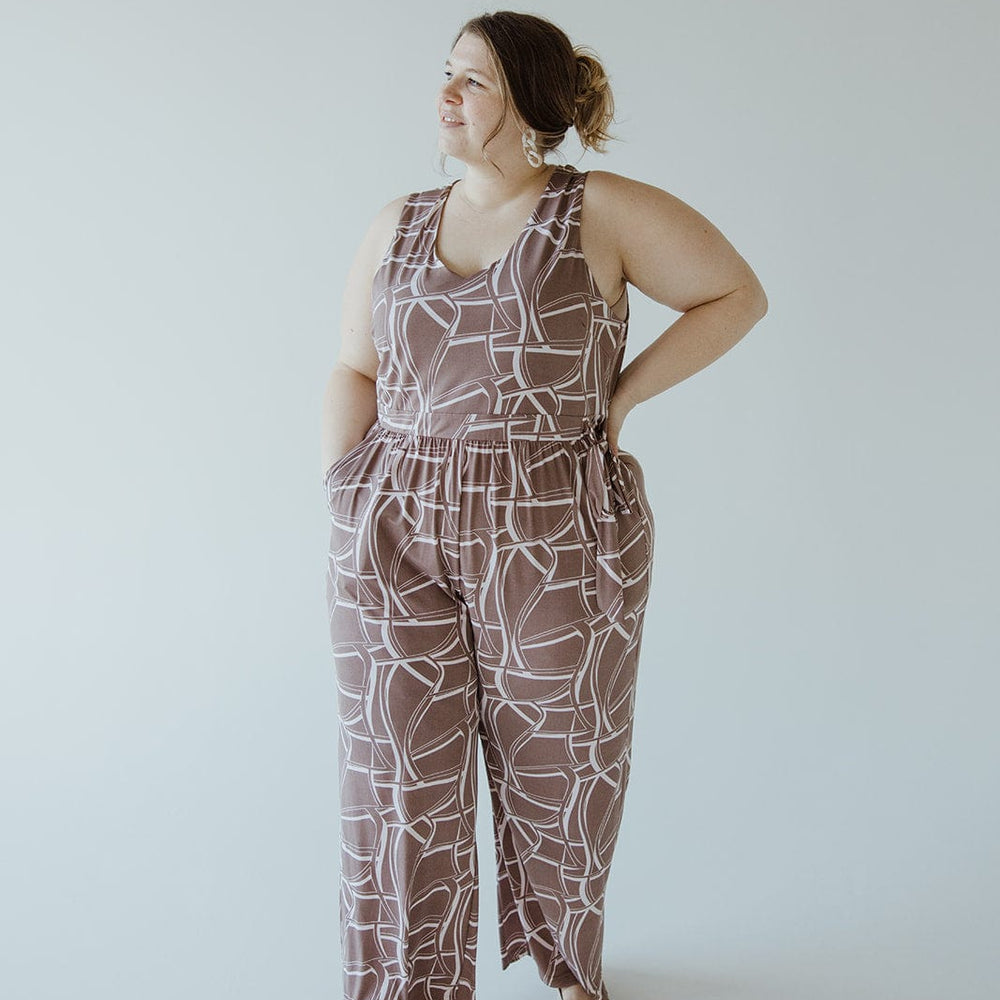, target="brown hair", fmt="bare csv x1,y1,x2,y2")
440,11,618,174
